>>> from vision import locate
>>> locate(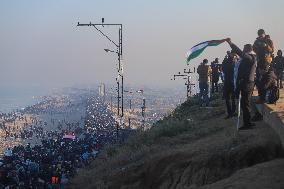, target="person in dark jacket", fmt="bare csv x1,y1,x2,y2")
253,29,274,96
222,51,238,119
211,58,220,93
253,29,274,71
226,38,257,129
256,67,277,104
272,50,284,88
